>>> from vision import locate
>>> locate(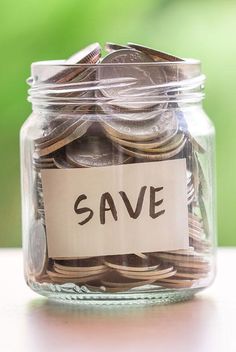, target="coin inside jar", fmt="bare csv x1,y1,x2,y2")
98,49,167,110
28,220,47,277
45,42,101,84
127,42,184,62
65,135,133,167
101,109,177,142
